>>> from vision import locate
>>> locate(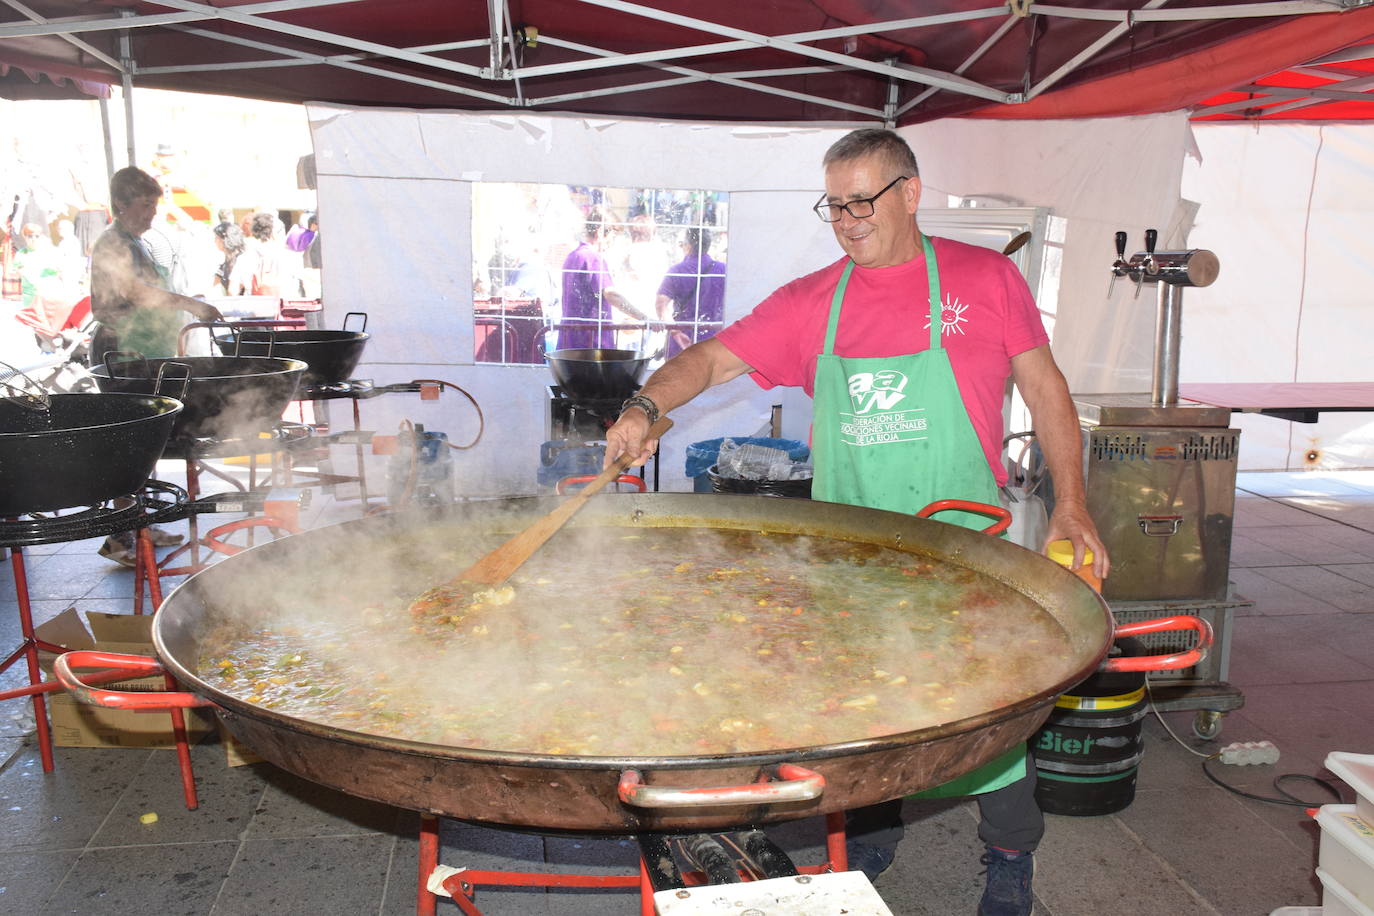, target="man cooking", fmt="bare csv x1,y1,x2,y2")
603,128,1109,916
91,166,222,363
90,166,222,567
